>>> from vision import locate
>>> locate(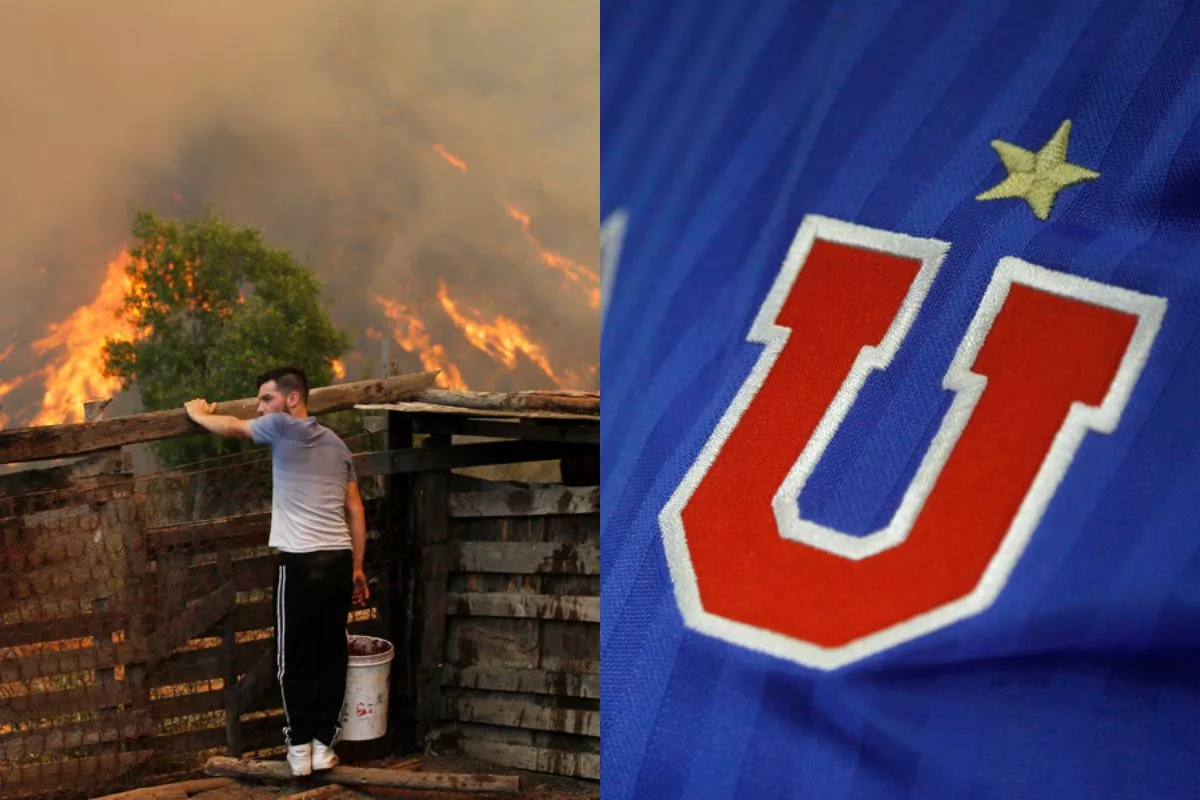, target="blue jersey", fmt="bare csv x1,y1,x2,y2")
600,1,1200,798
